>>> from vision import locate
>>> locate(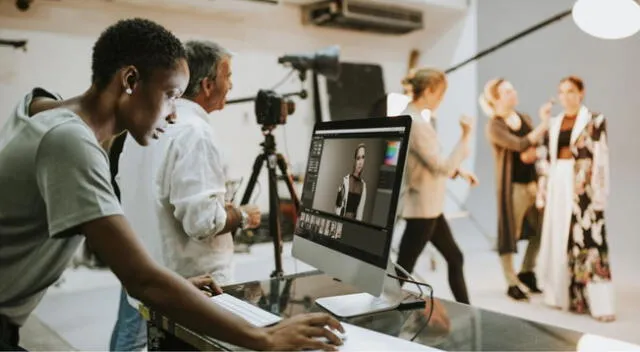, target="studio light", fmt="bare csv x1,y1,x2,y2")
277,45,340,81
572,0,640,39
